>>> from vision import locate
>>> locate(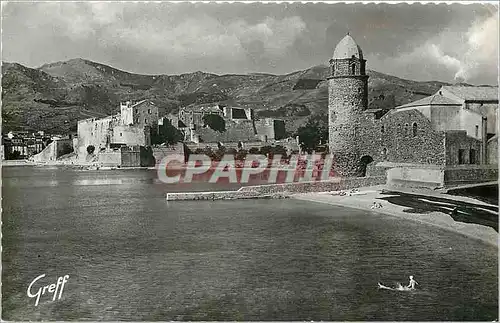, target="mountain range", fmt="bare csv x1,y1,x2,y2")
2,58,452,134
